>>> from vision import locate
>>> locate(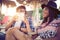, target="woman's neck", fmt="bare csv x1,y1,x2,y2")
41,17,54,26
